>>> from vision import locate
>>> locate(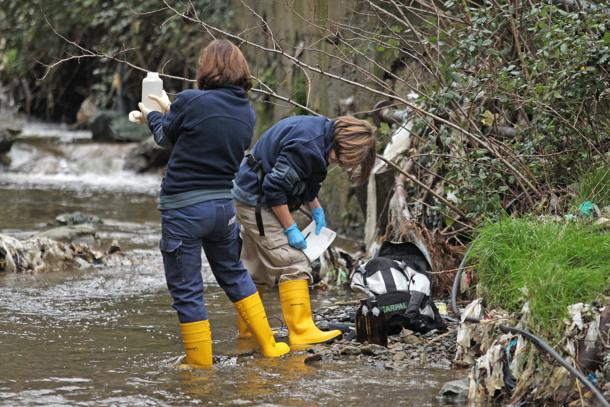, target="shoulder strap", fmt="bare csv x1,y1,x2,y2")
246,154,266,237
